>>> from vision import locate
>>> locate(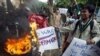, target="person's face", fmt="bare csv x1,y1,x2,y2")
56,10,59,14
81,9,91,20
